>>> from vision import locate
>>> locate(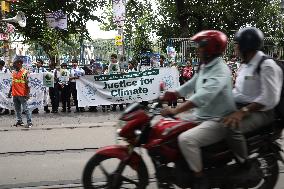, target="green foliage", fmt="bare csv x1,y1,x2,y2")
156,0,284,38
100,0,284,58
9,0,106,59
101,0,157,60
